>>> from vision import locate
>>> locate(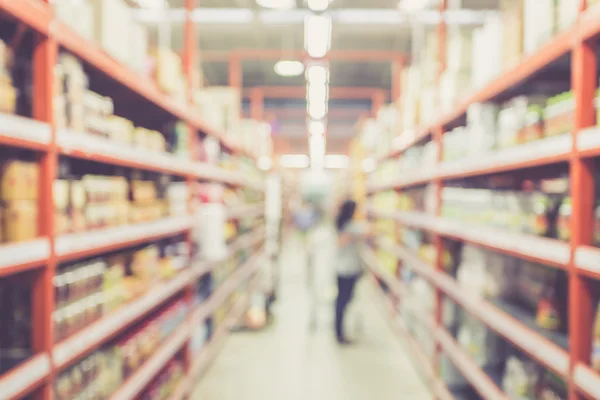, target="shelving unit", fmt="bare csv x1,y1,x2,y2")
0,1,267,399
365,1,600,399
